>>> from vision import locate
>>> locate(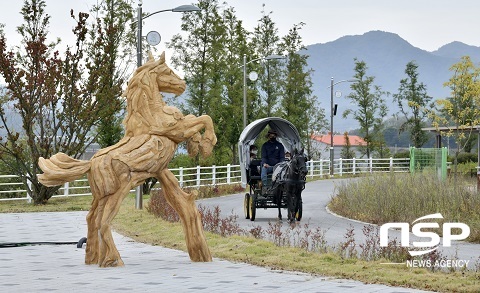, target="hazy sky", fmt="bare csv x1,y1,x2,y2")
1,0,478,55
